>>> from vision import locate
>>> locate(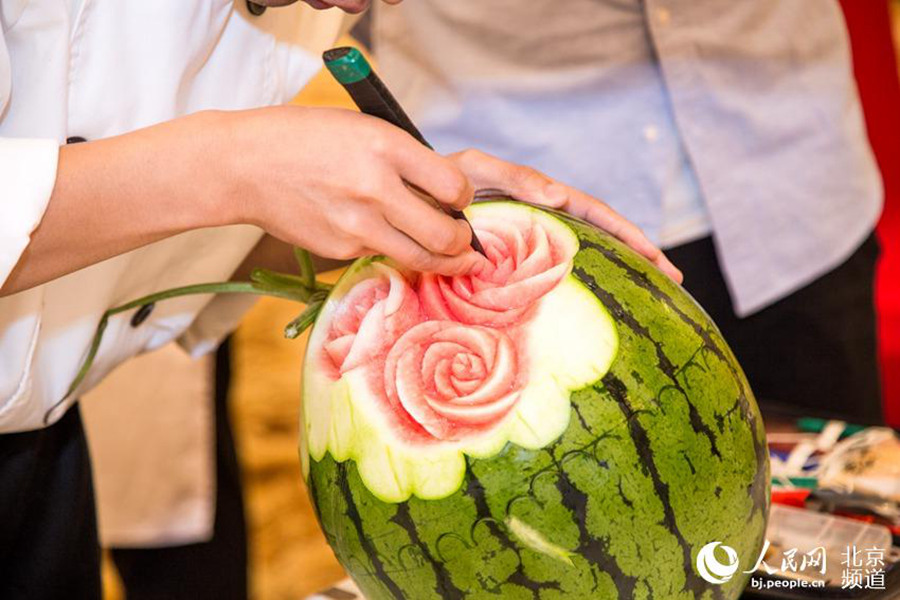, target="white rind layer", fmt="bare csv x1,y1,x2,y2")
301,203,618,503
